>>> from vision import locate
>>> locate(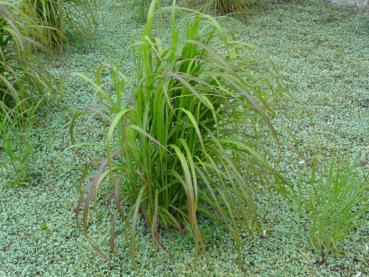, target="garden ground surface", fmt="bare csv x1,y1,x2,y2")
1,0,369,276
